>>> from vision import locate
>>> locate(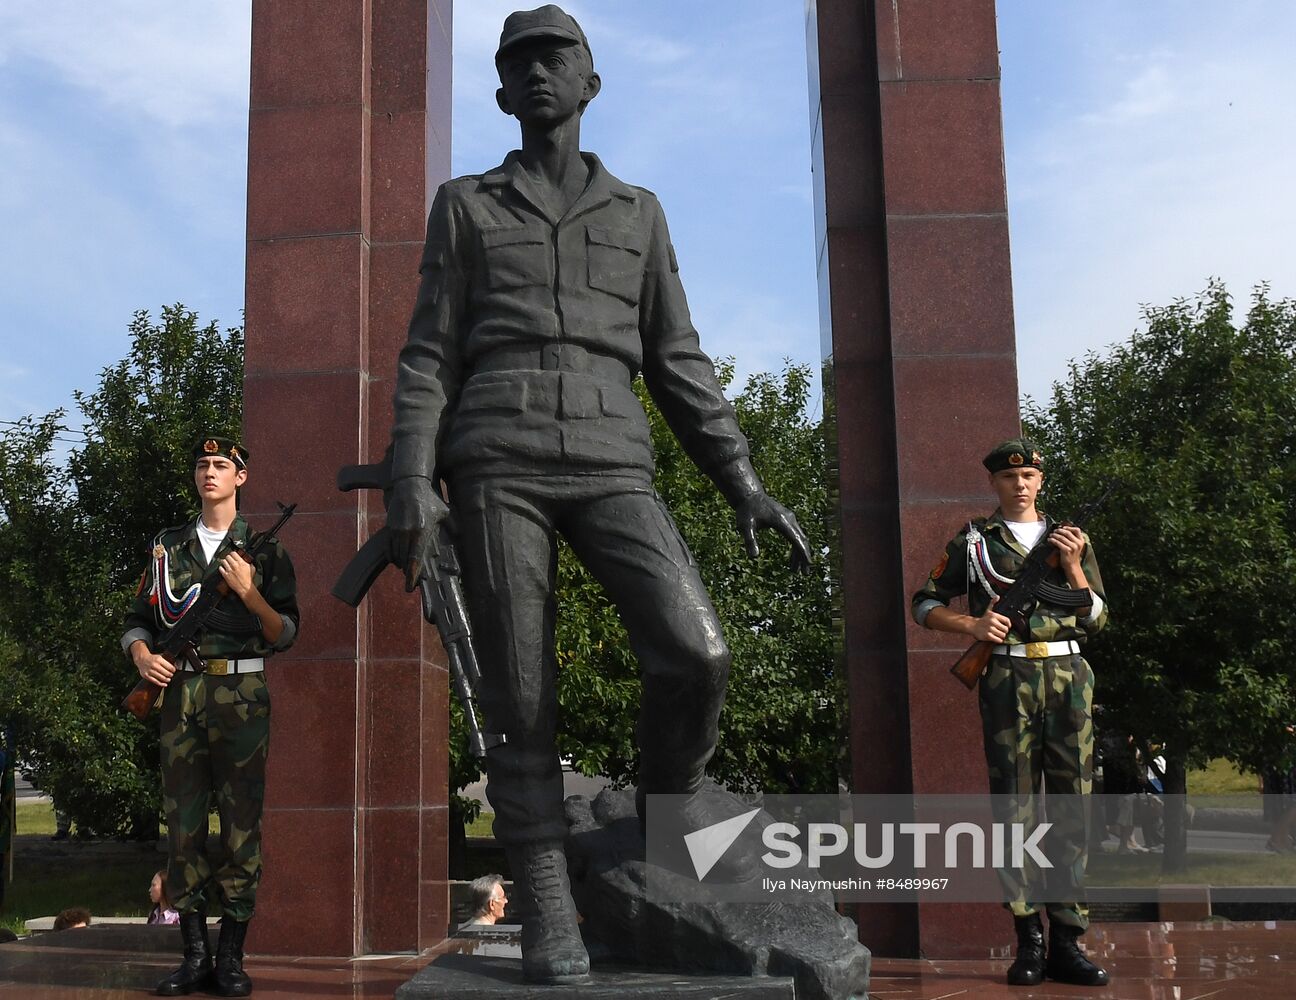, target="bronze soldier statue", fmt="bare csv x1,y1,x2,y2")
384,5,810,984
123,438,298,997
